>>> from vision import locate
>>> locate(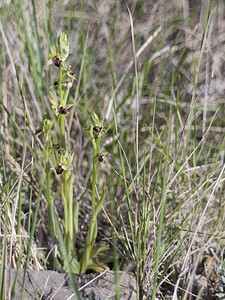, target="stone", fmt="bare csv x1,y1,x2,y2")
4,268,137,300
